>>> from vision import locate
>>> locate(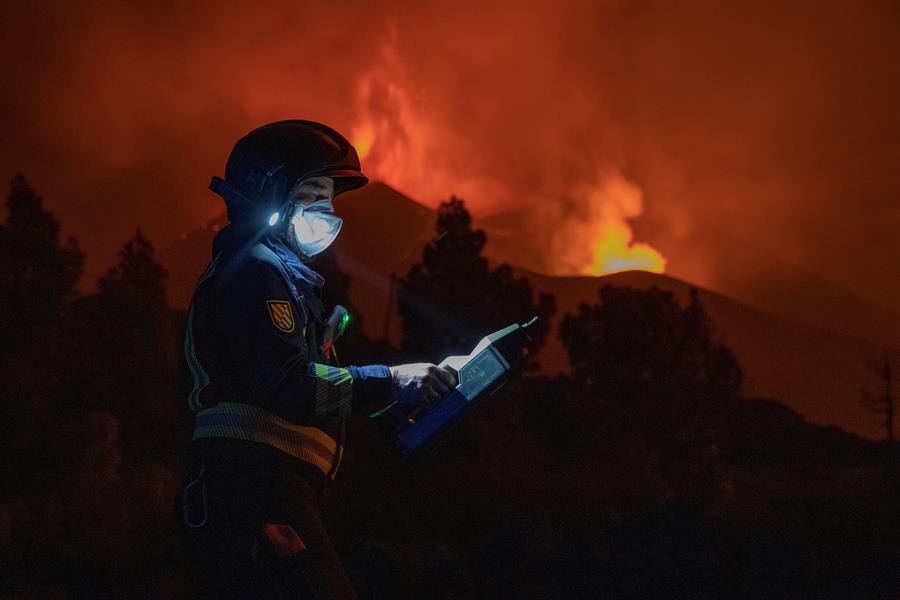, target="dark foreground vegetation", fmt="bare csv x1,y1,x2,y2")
1,175,897,598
